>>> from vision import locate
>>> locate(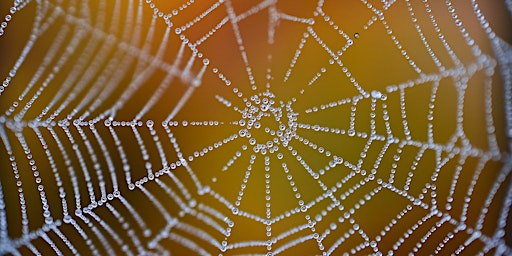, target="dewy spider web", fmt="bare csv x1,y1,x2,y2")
0,0,511,255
